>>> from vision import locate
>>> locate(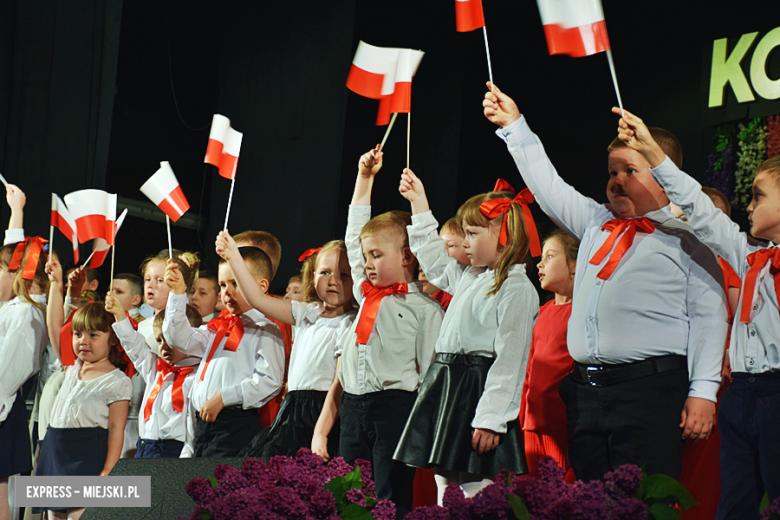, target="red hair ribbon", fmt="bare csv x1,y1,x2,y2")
202,309,245,381
298,247,322,262
493,178,515,194
355,281,408,344
740,248,780,324
143,359,195,421
8,237,48,280
588,218,655,280
479,189,542,258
